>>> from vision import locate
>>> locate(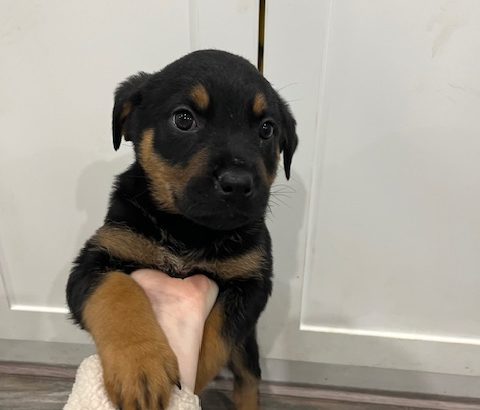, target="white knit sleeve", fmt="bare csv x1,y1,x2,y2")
64,355,201,410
